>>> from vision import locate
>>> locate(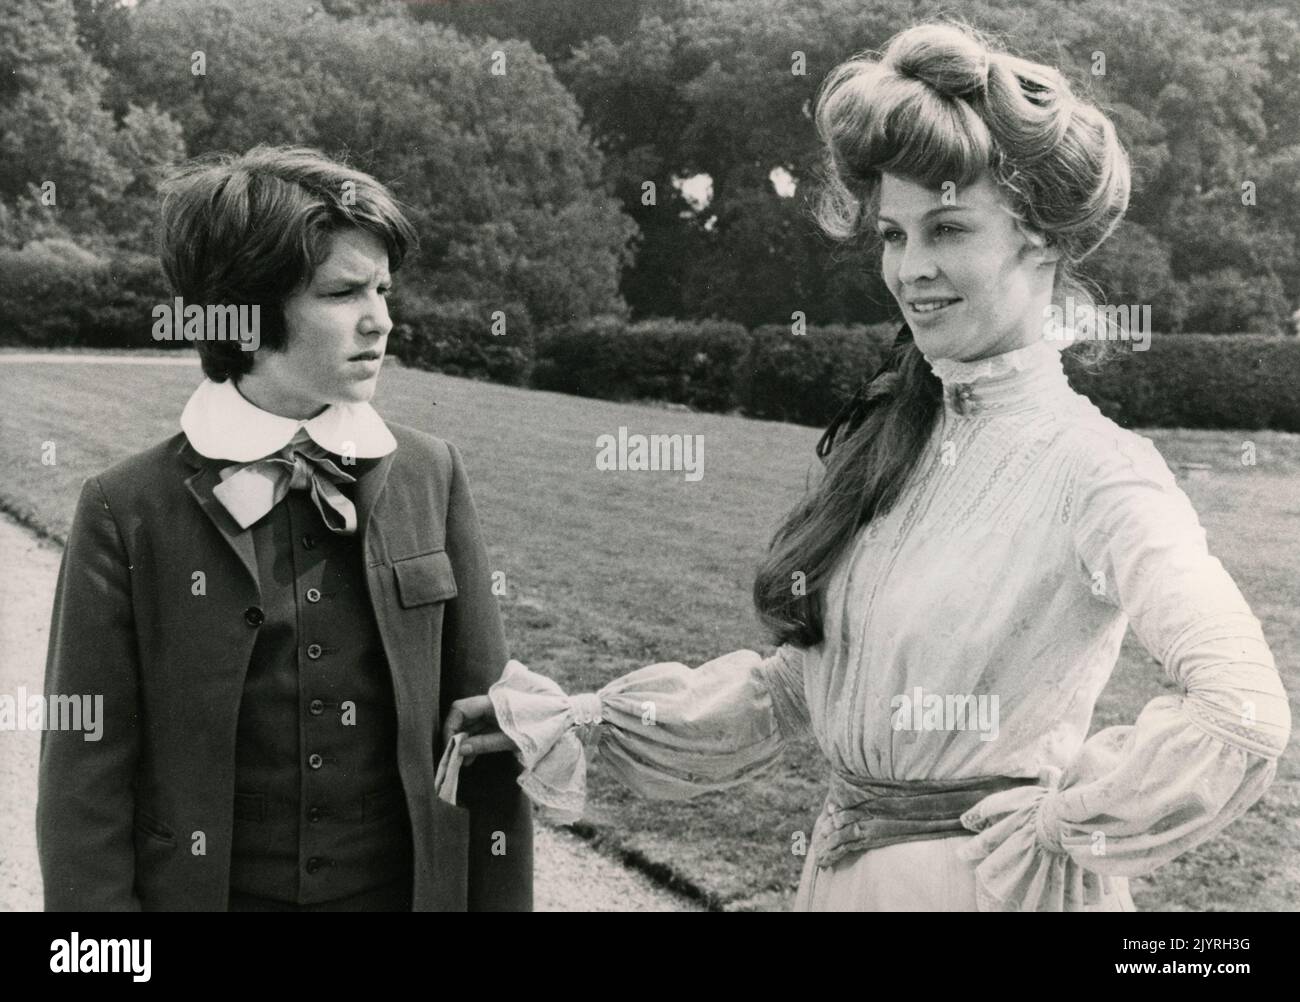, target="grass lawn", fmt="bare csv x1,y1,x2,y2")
2,356,1296,911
